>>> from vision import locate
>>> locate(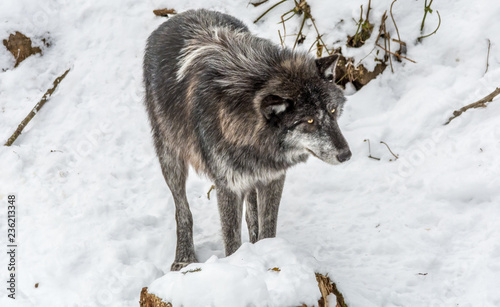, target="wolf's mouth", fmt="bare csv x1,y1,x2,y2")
305,148,342,165
305,148,320,159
